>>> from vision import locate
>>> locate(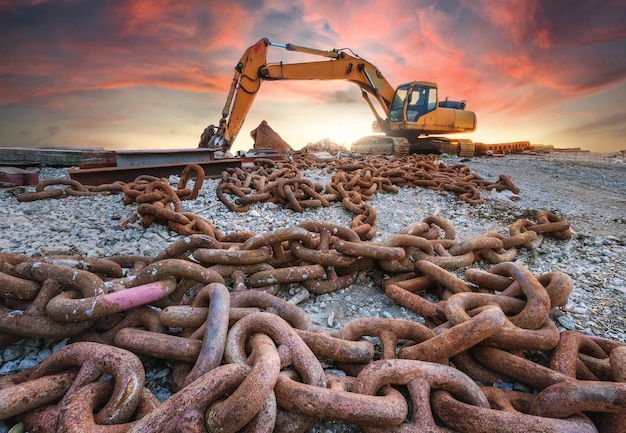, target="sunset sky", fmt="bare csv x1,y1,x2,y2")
1,0,625,154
